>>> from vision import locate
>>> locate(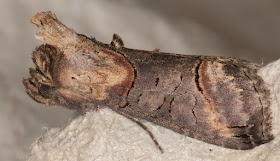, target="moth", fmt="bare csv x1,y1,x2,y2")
23,11,273,152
